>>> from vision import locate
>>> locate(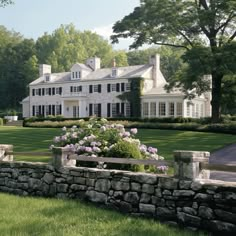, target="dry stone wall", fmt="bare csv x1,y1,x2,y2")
0,161,236,234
